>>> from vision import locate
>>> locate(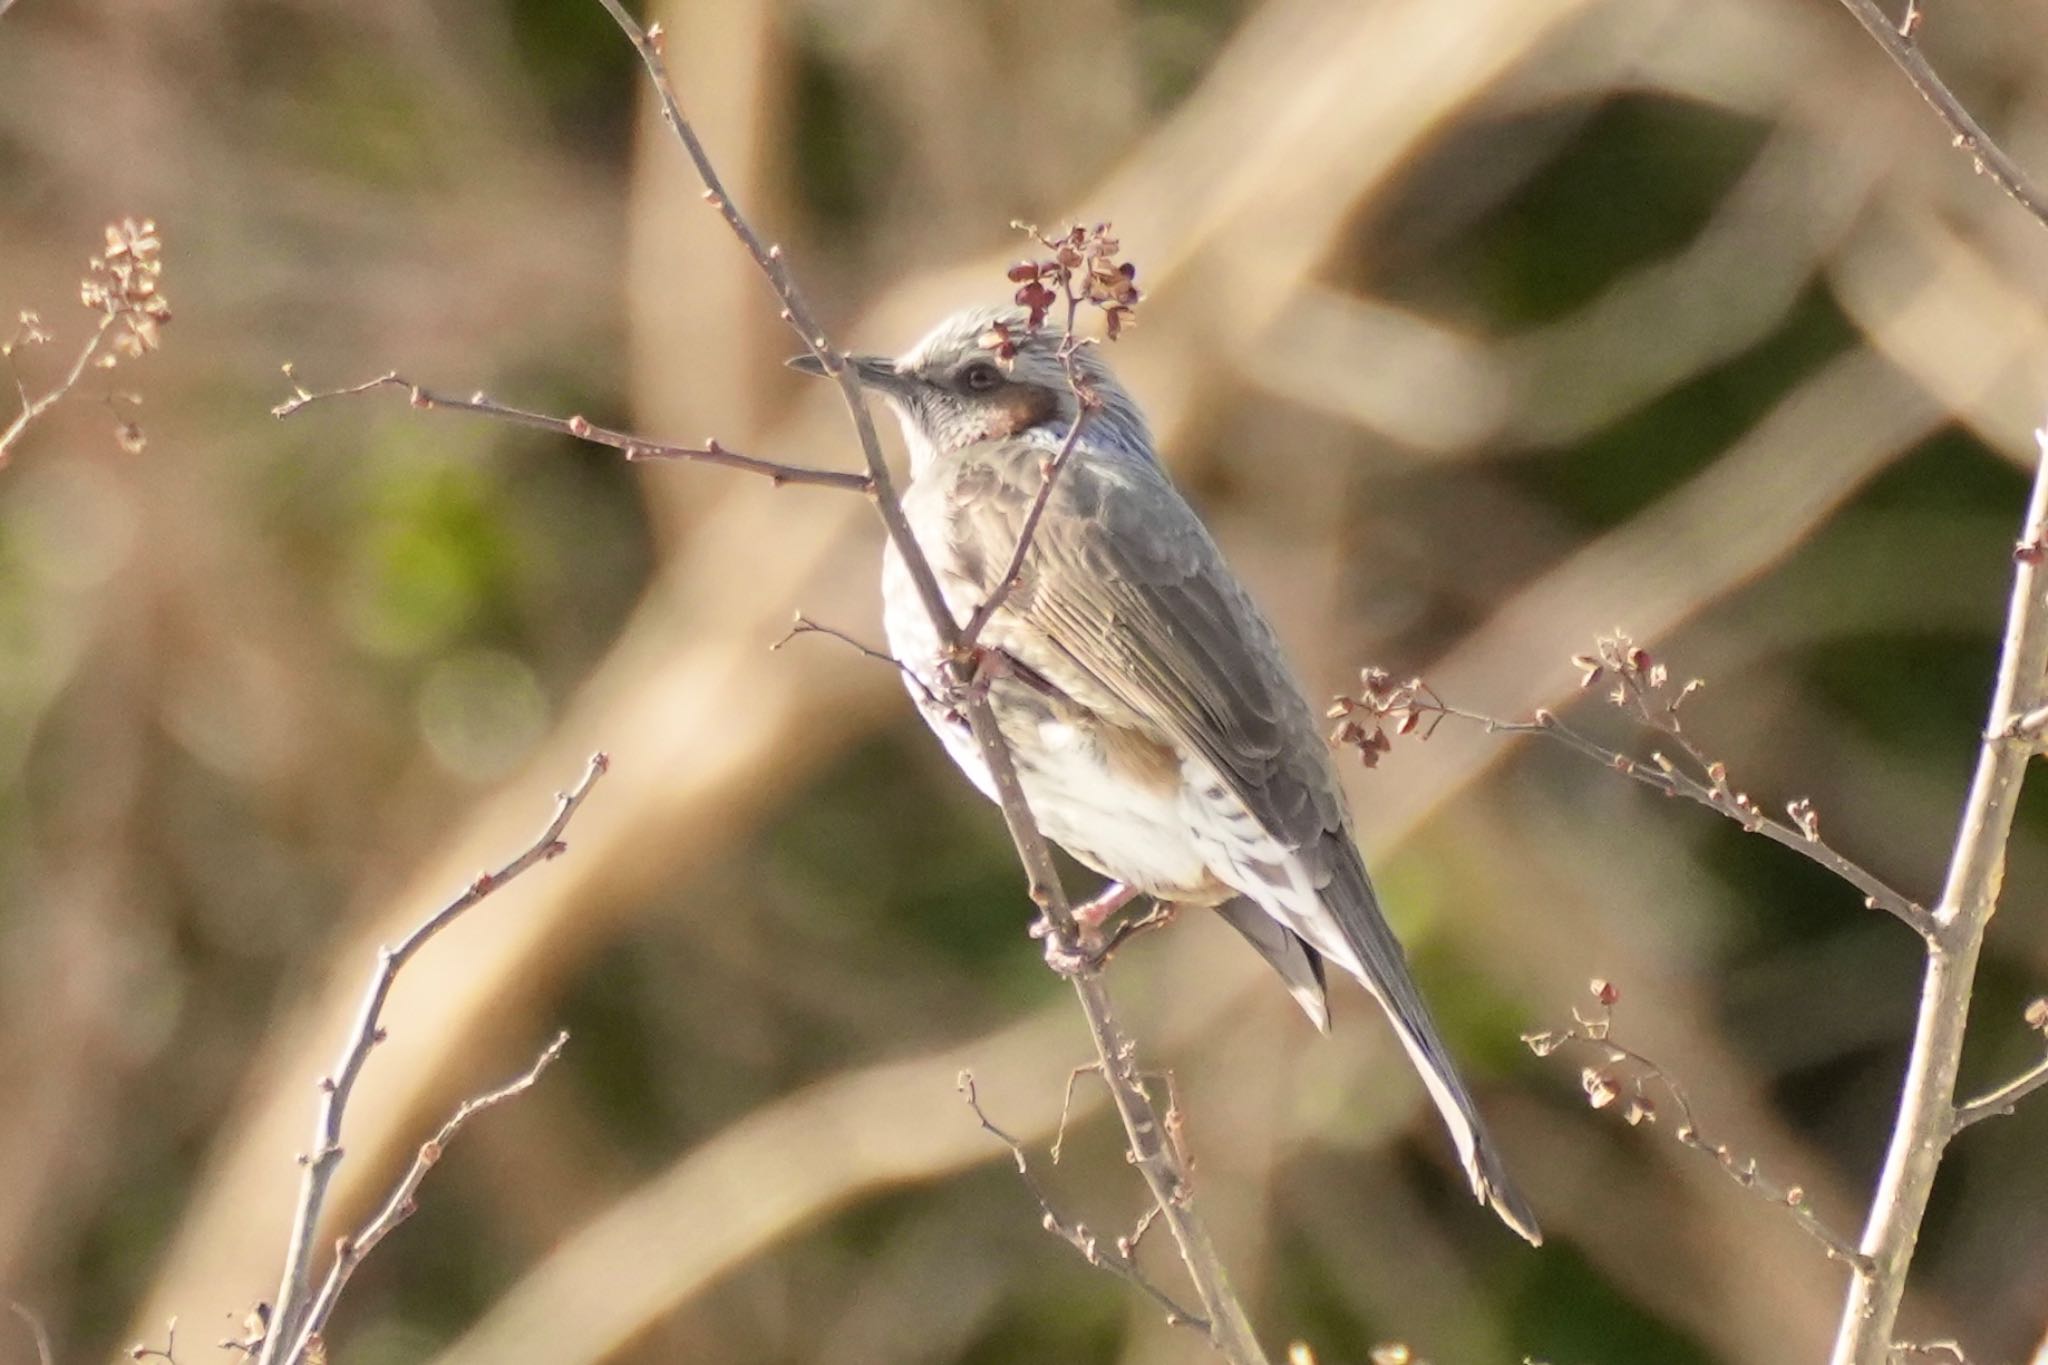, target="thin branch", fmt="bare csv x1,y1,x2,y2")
255,753,609,1365
1526,987,1871,1271
958,1073,1212,1333
585,4,1271,1359
1331,660,1936,939
280,1032,572,1365
271,367,871,493
587,0,954,646
128,1318,180,1363
1828,428,2048,1365
1833,0,2048,232
0,314,115,466
1954,1050,2048,1131
10,1303,53,1365
770,612,943,713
